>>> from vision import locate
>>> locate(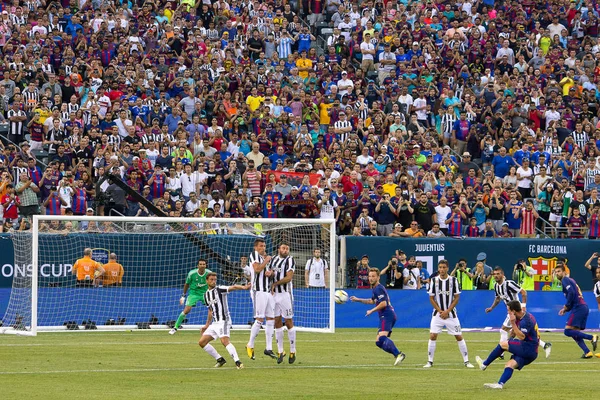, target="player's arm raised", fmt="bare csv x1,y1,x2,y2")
227,283,252,292
485,296,502,313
